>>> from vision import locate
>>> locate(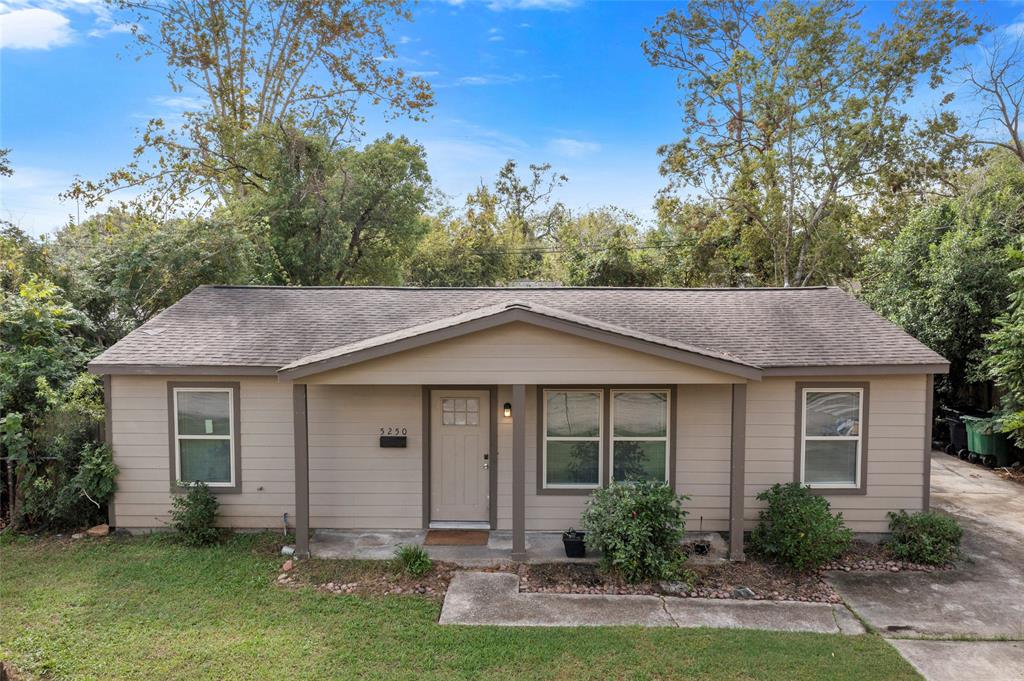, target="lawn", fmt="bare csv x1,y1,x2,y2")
0,534,920,680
